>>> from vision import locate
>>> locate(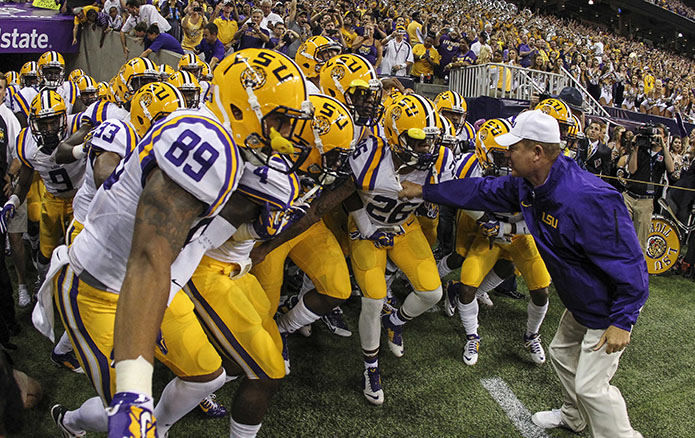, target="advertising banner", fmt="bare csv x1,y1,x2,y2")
0,4,76,53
